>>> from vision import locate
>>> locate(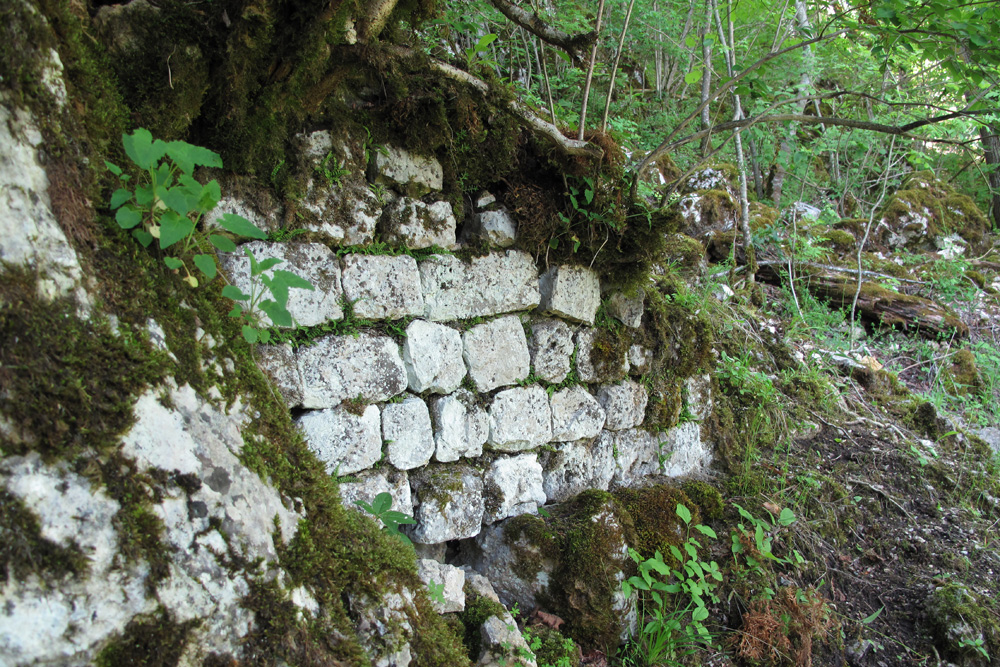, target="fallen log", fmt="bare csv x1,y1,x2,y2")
756,263,968,339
